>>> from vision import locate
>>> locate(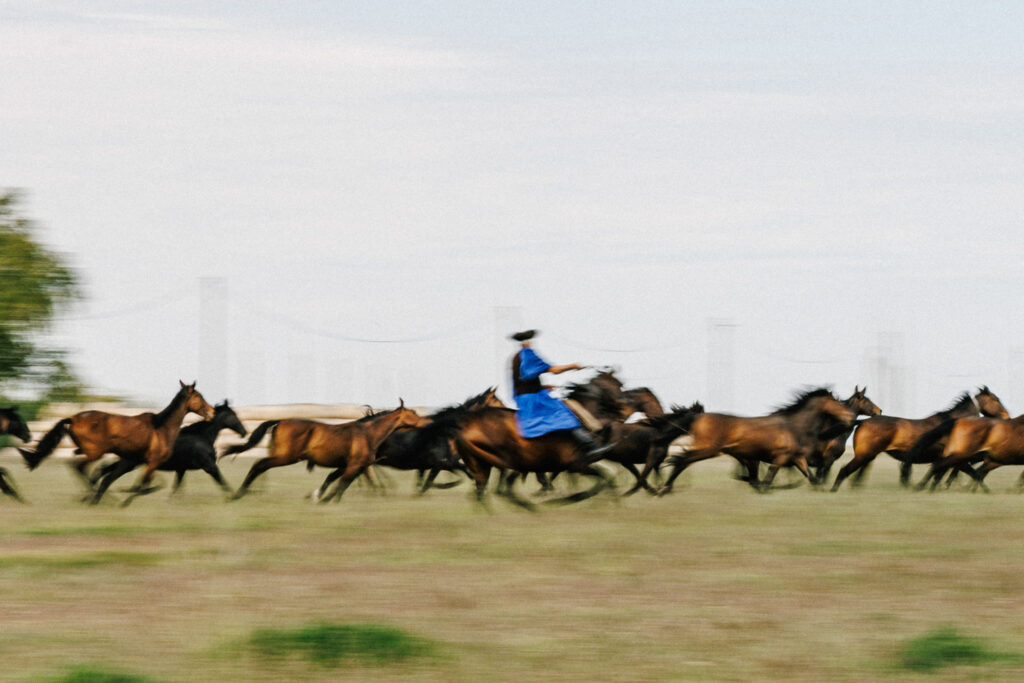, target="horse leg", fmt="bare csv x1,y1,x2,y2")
232,456,292,500
547,464,616,505
89,459,139,505
197,459,232,494
0,468,25,503
898,460,913,488
830,452,876,492
171,470,186,494
656,448,720,495
120,462,167,507
497,471,537,511
315,468,346,503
